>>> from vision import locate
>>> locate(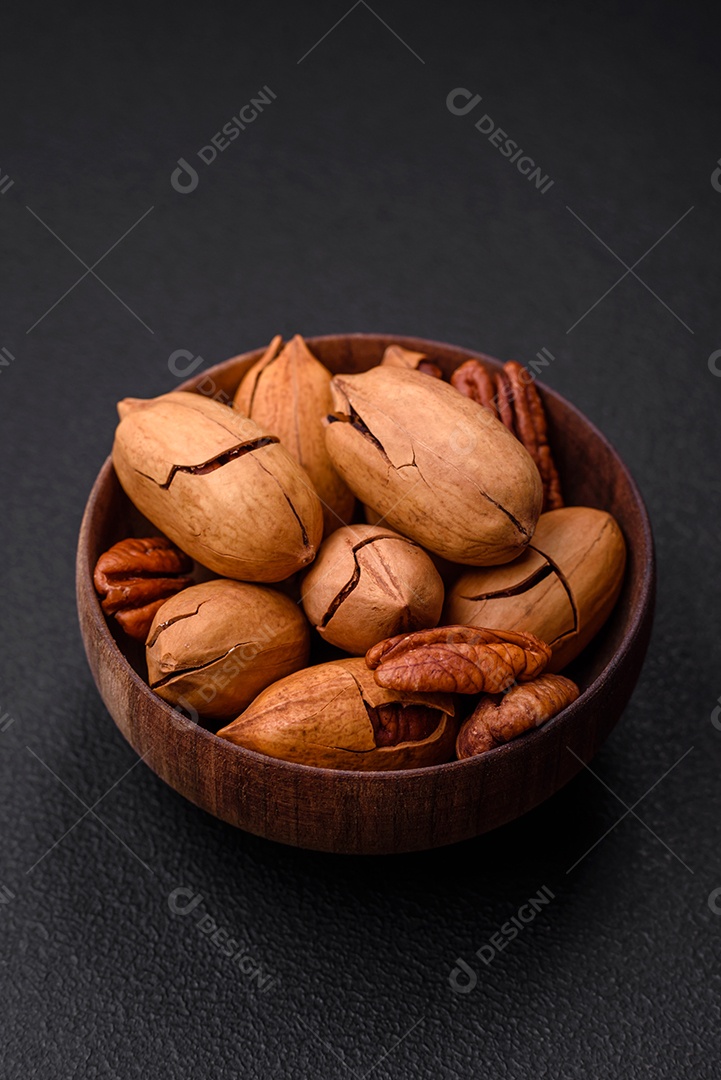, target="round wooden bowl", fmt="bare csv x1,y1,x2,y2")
76,334,655,855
